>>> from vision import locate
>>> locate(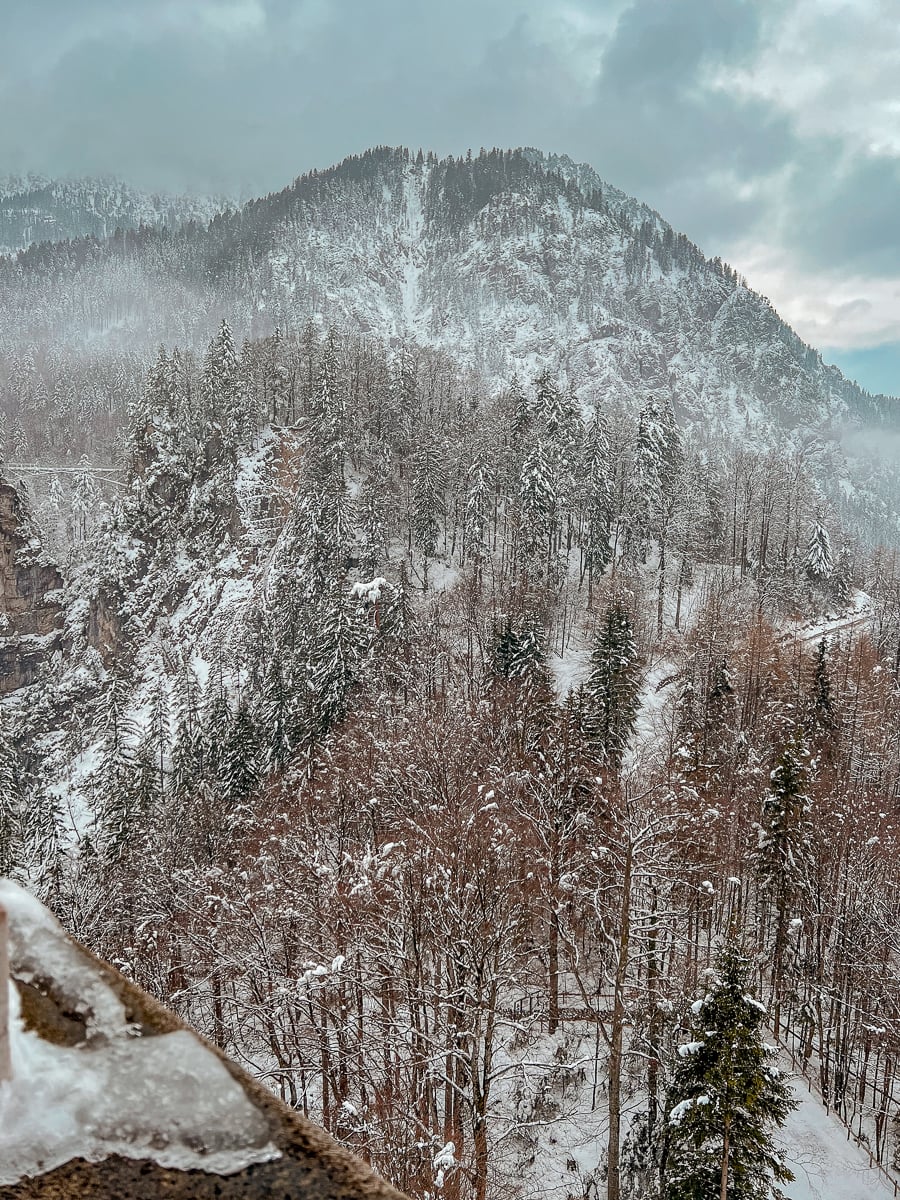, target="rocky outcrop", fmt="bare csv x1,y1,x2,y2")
0,482,64,693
